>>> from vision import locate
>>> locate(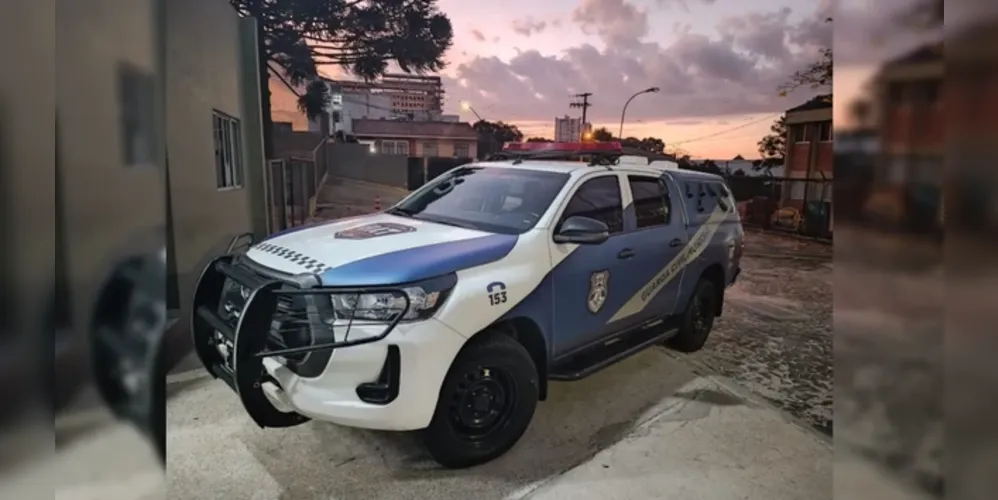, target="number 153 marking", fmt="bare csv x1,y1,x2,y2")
486,281,508,306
